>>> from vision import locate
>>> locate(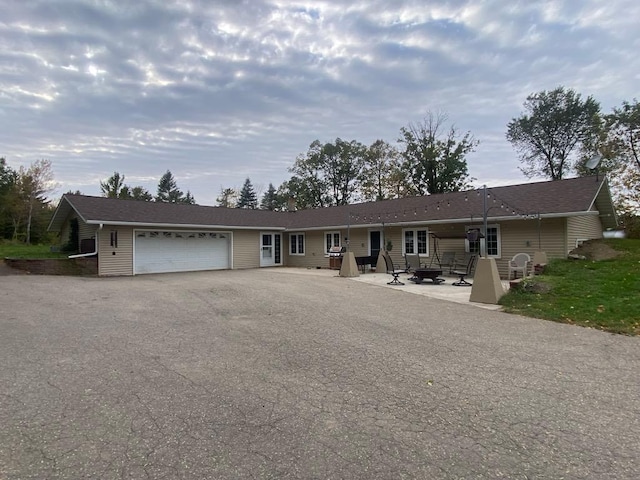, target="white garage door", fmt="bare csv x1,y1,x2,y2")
134,230,230,274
